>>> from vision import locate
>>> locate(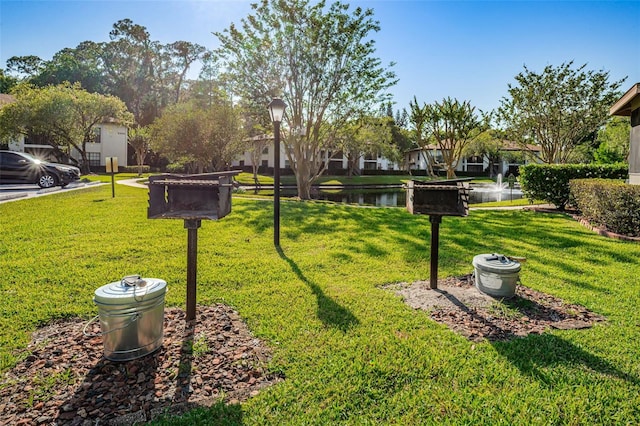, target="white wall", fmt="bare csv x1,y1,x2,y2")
83,123,128,167
7,134,25,151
